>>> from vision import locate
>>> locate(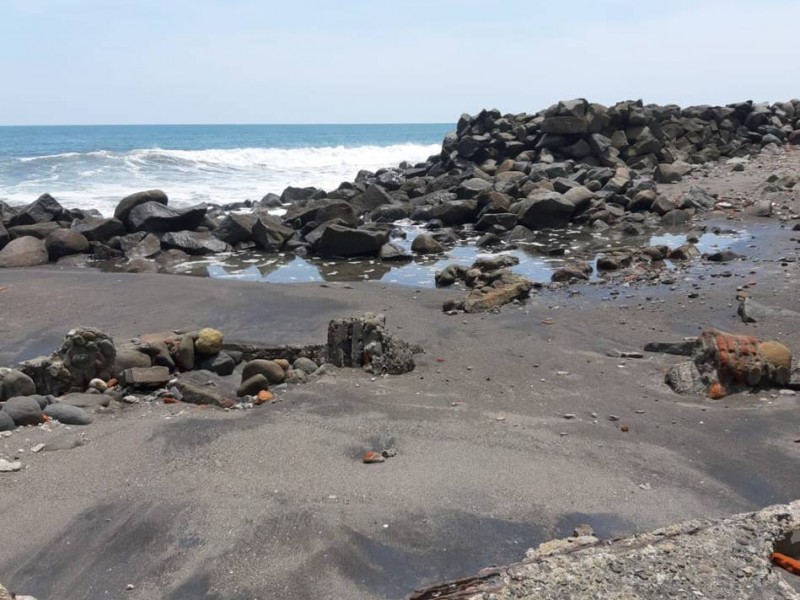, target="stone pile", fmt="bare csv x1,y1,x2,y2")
0,316,421,432
437,255,536,313
1,98,795,272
